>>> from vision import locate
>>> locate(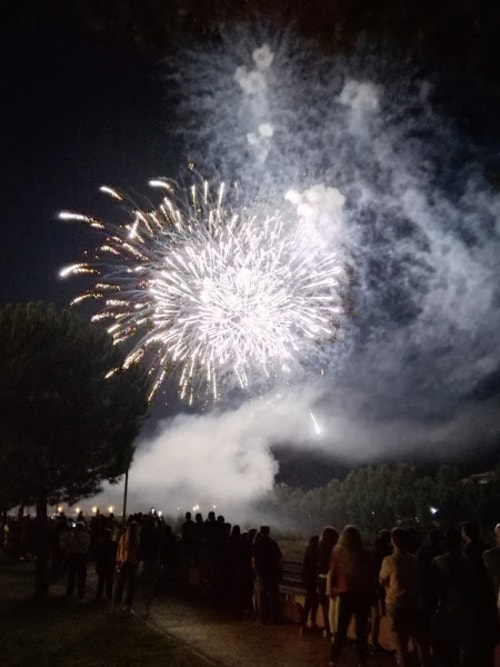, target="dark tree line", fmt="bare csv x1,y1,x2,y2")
258,462,500,539
0,302,150,596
